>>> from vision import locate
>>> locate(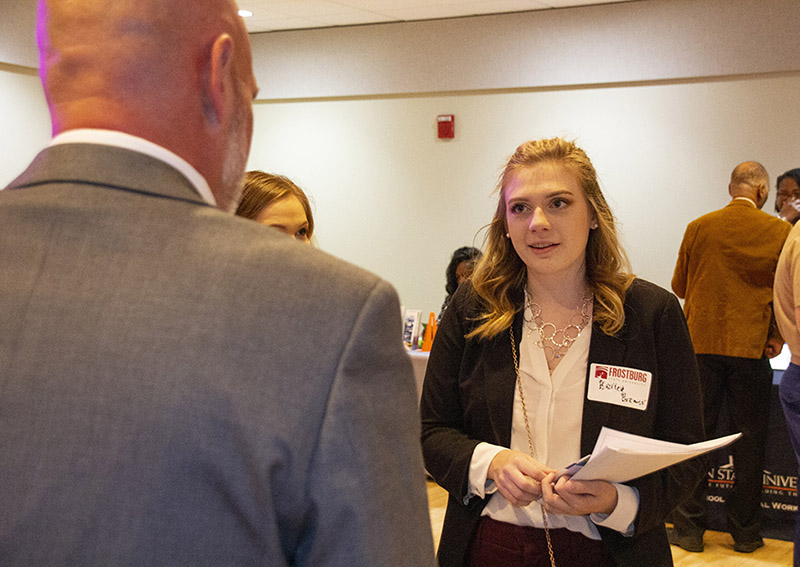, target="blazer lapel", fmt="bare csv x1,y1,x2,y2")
482,313,524,447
